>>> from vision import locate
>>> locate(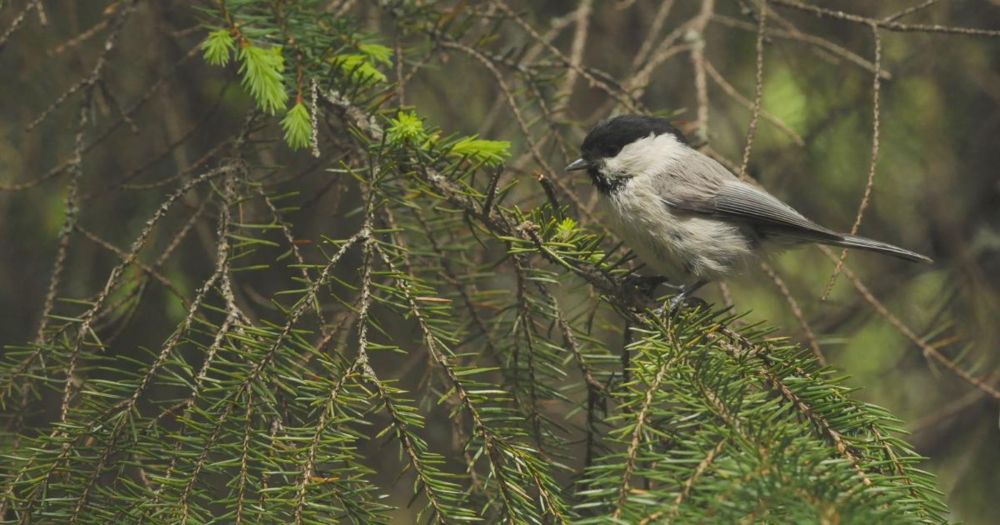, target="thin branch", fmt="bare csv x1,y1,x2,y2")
760,261,824,364
822,24,881,298
492,0,643,113
630,0,676,71
881,0,944,24
704,60,803,146
771,0,1000,37
0,0,42,51
737,1,767,179
690,0,716,141
637,438,728,524
554,0,593,113
25,0,139,132
711,14,891,80
817,246,1000,400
